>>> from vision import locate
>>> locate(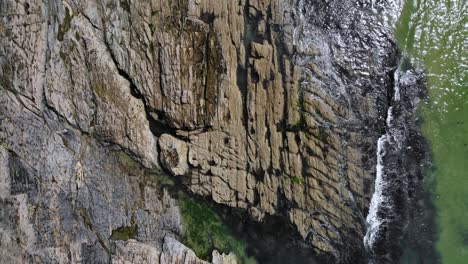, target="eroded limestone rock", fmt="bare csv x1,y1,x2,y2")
159,134,189,176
